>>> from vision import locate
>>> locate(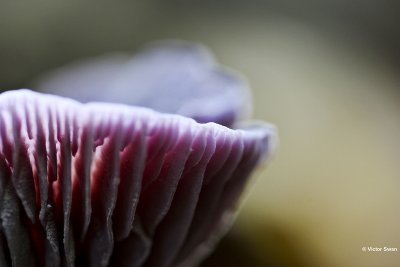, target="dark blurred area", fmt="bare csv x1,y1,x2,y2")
1,1,400,266
1,0,400,91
